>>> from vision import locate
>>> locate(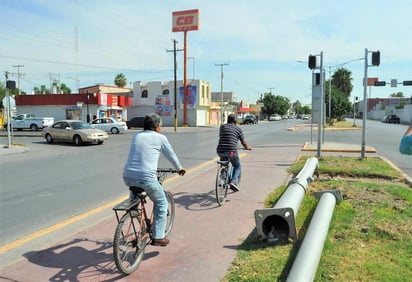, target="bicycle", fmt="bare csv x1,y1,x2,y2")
112,168,177,275
215,157,241,206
